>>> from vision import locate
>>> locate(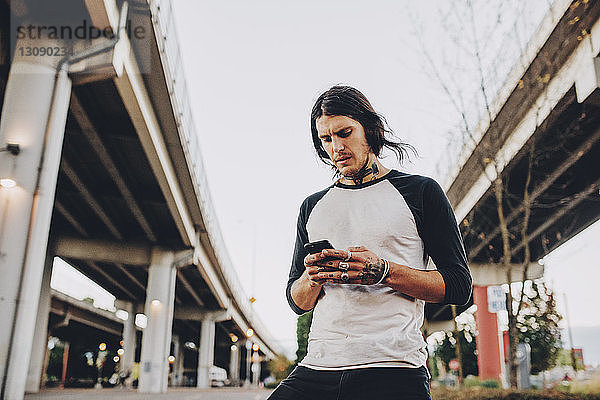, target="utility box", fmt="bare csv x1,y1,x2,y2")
516,343,531,389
